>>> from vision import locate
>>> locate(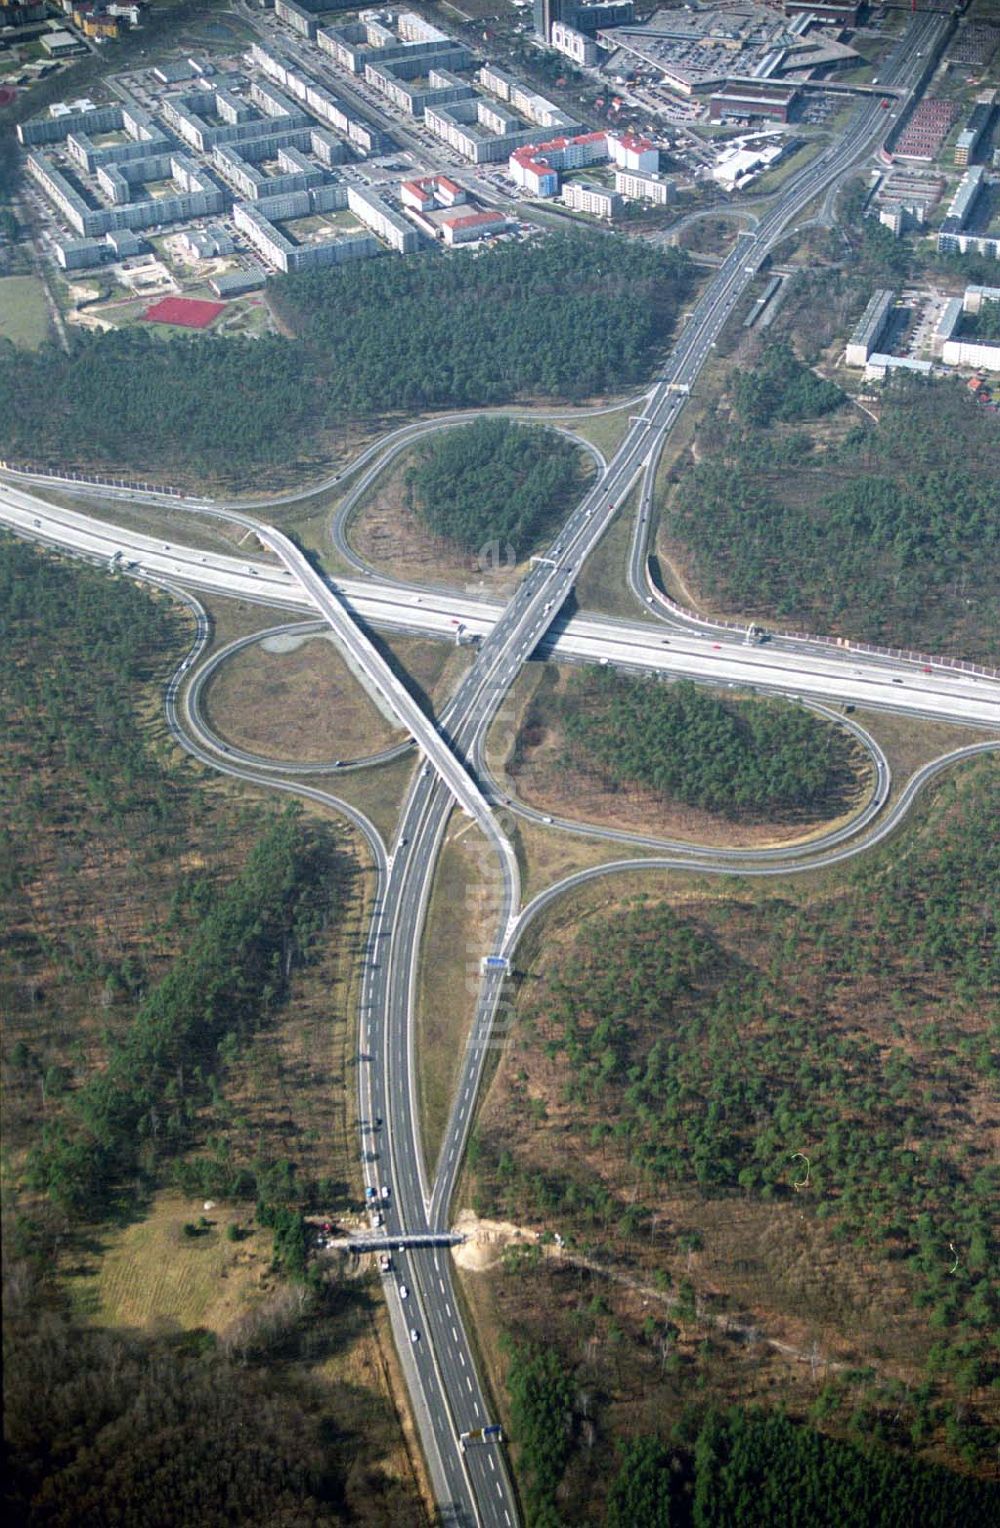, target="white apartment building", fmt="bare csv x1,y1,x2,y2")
562,180,622,219
614,168,674,204
609,131,658,174
550,21,598,66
